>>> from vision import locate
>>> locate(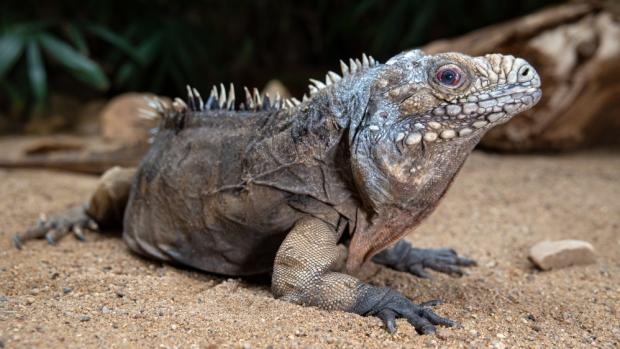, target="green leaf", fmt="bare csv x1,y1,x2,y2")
26,40,46,105
0,34,24,79
38,33,109,90
0,80,25,113
115,33,162,86
85,23,143,64
65,24,89,55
